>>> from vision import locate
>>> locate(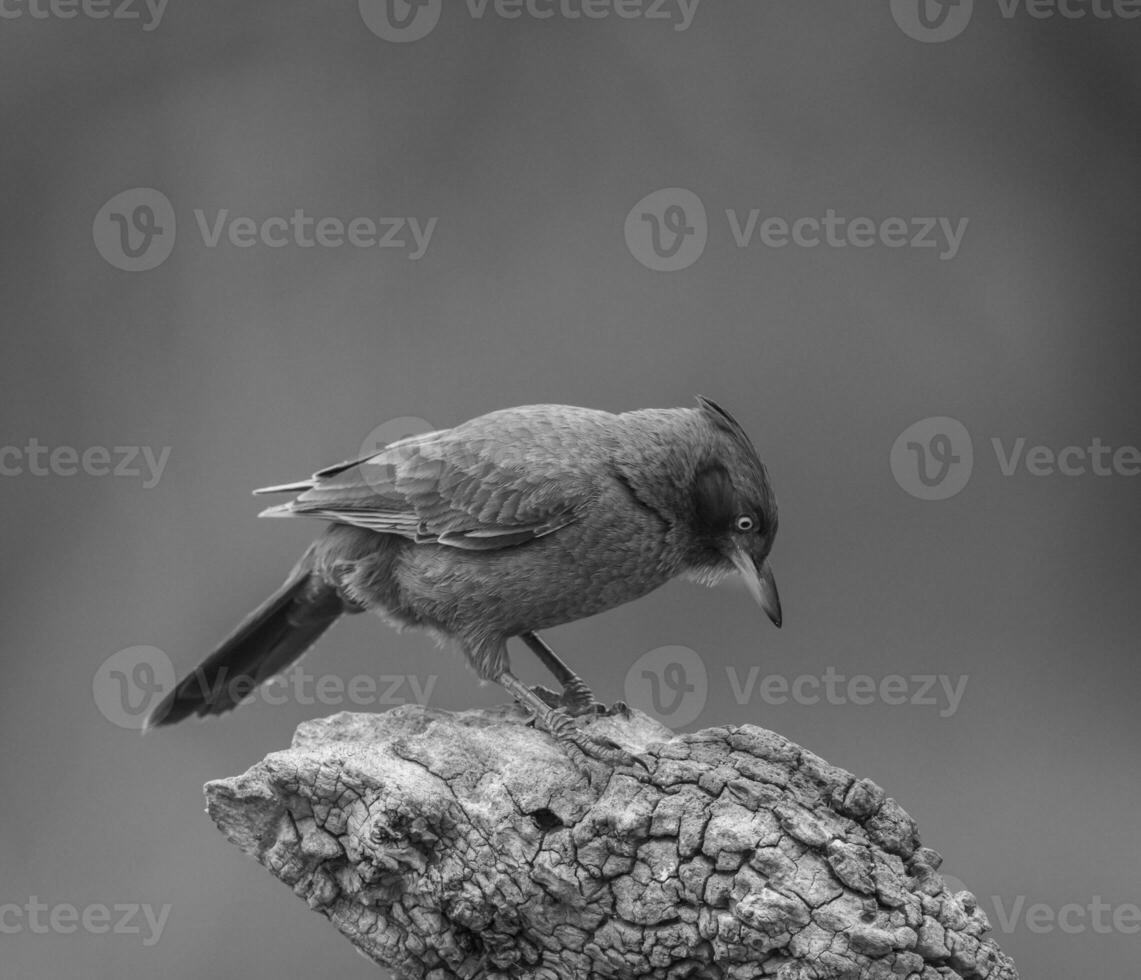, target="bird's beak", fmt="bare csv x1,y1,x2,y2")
731,549,783,628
